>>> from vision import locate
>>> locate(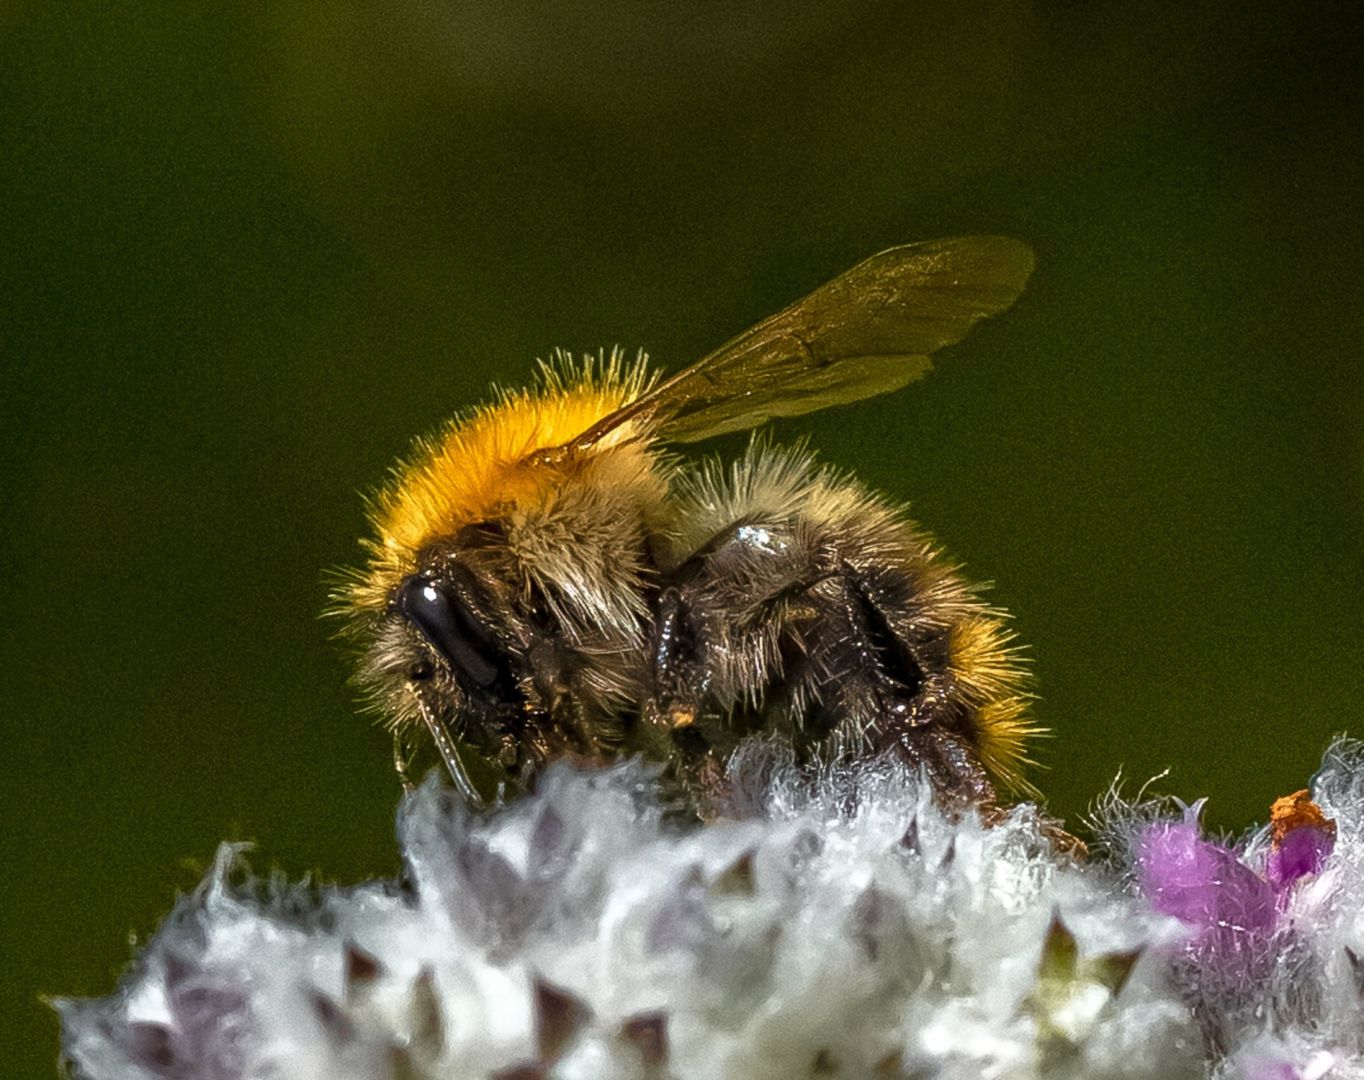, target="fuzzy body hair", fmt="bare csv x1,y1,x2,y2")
337,355,1037,809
